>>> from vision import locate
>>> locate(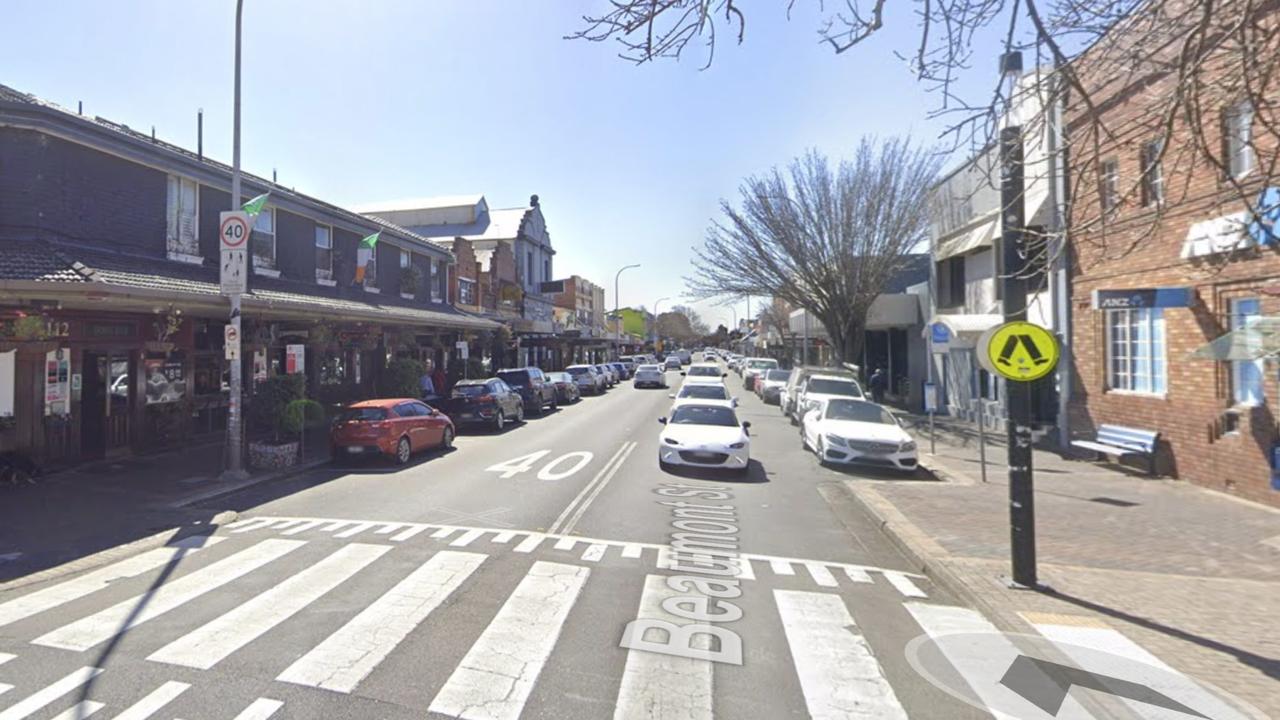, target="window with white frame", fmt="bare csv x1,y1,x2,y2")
1141,139,1164,206
315,225,333,281
526,250,534,287
1105,308,1167,394
1099,158,1120,212
1225,101,1255,179
364,249,378,288
399,249,413,296
251,207,276,270
459,277,476,305
1230,298,1263,406
166,176,199,260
